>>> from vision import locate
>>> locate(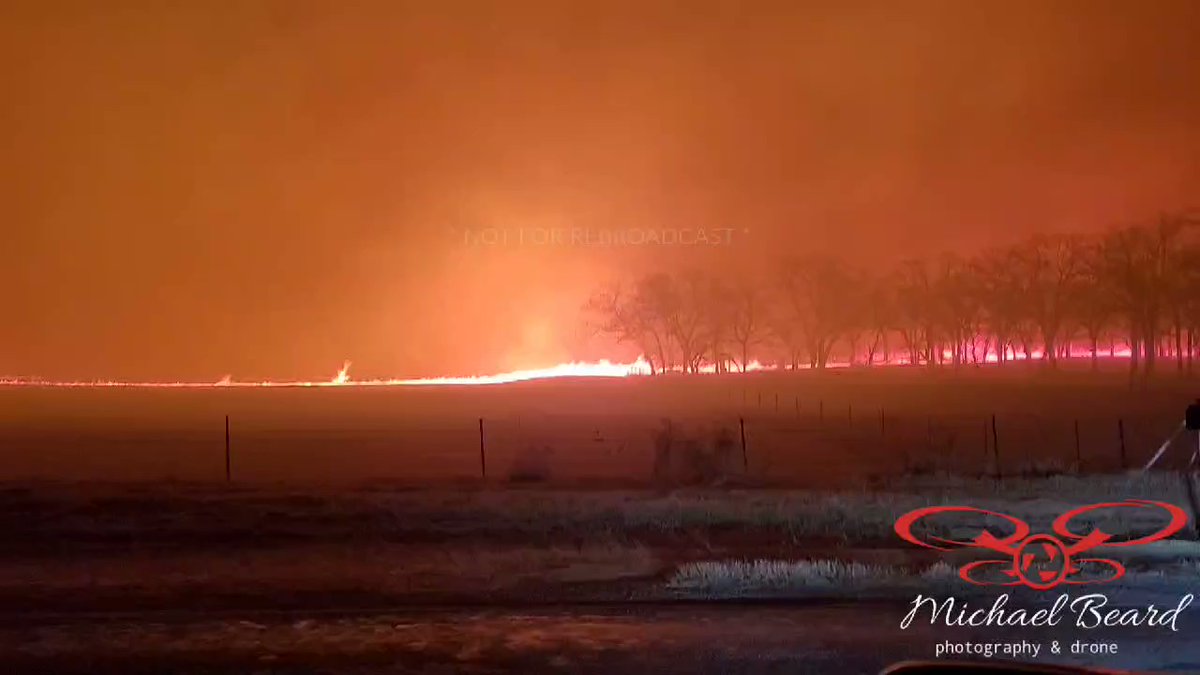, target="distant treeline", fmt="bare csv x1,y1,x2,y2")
585,211,1200,377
